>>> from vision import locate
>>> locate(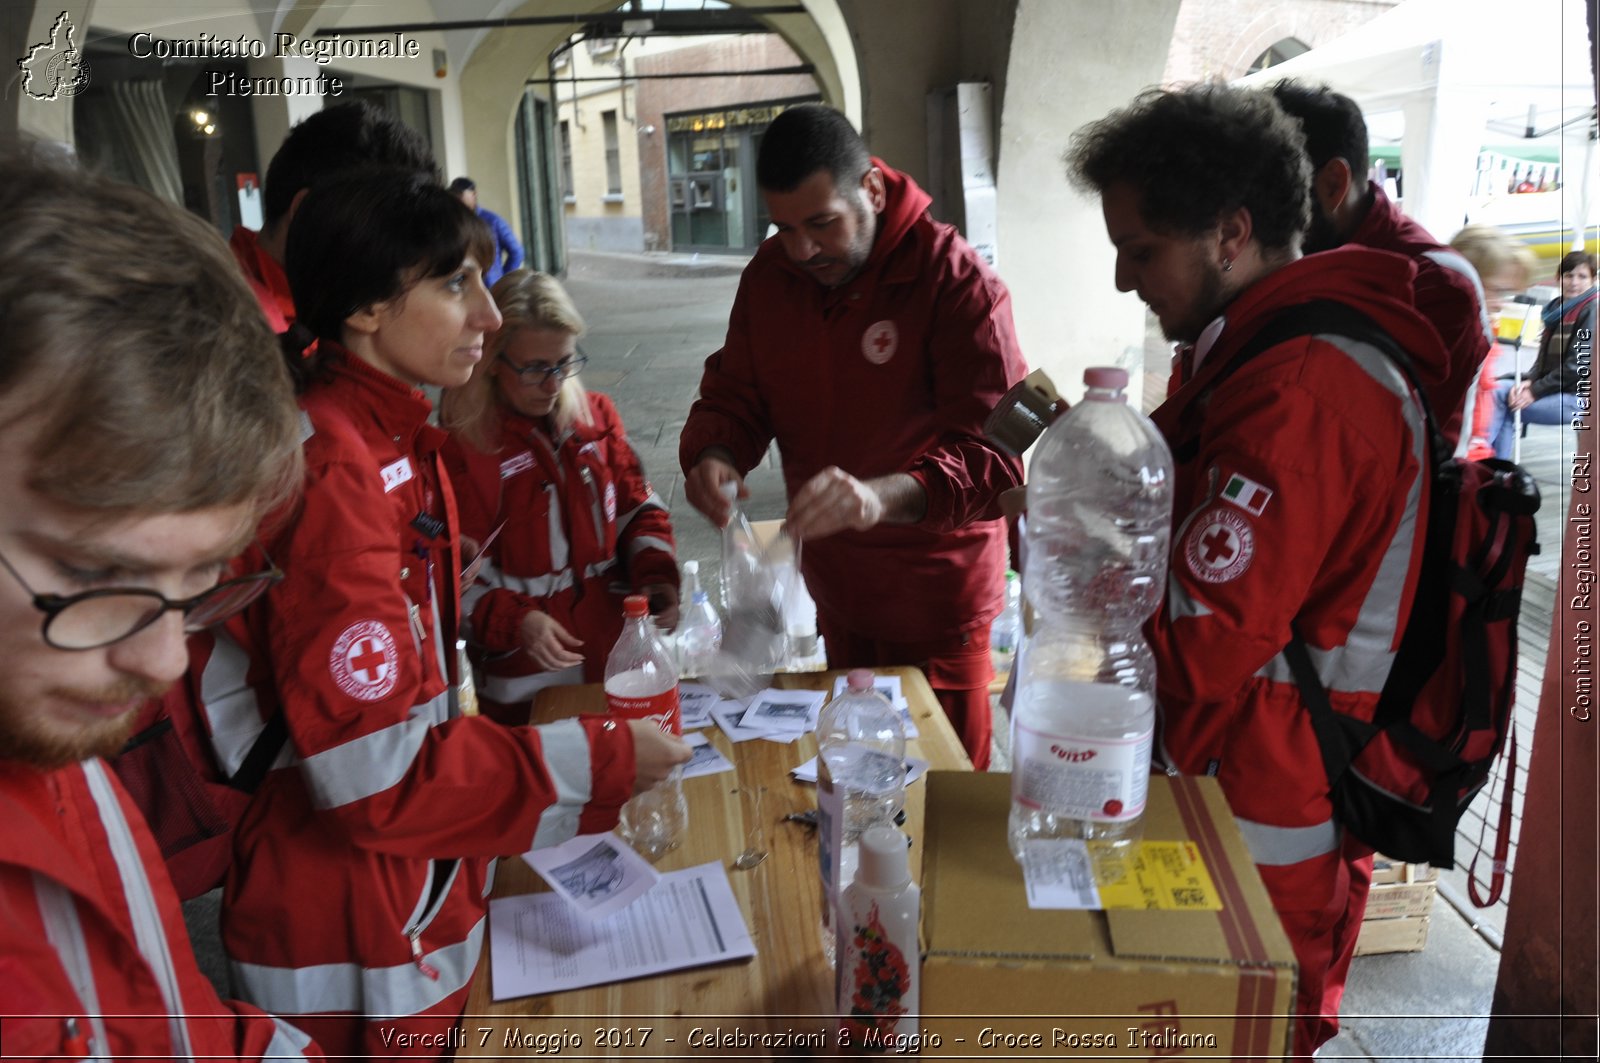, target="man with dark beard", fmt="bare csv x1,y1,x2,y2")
1270,80,1489,448
1067,84,1452,1058
0,149,316,1060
